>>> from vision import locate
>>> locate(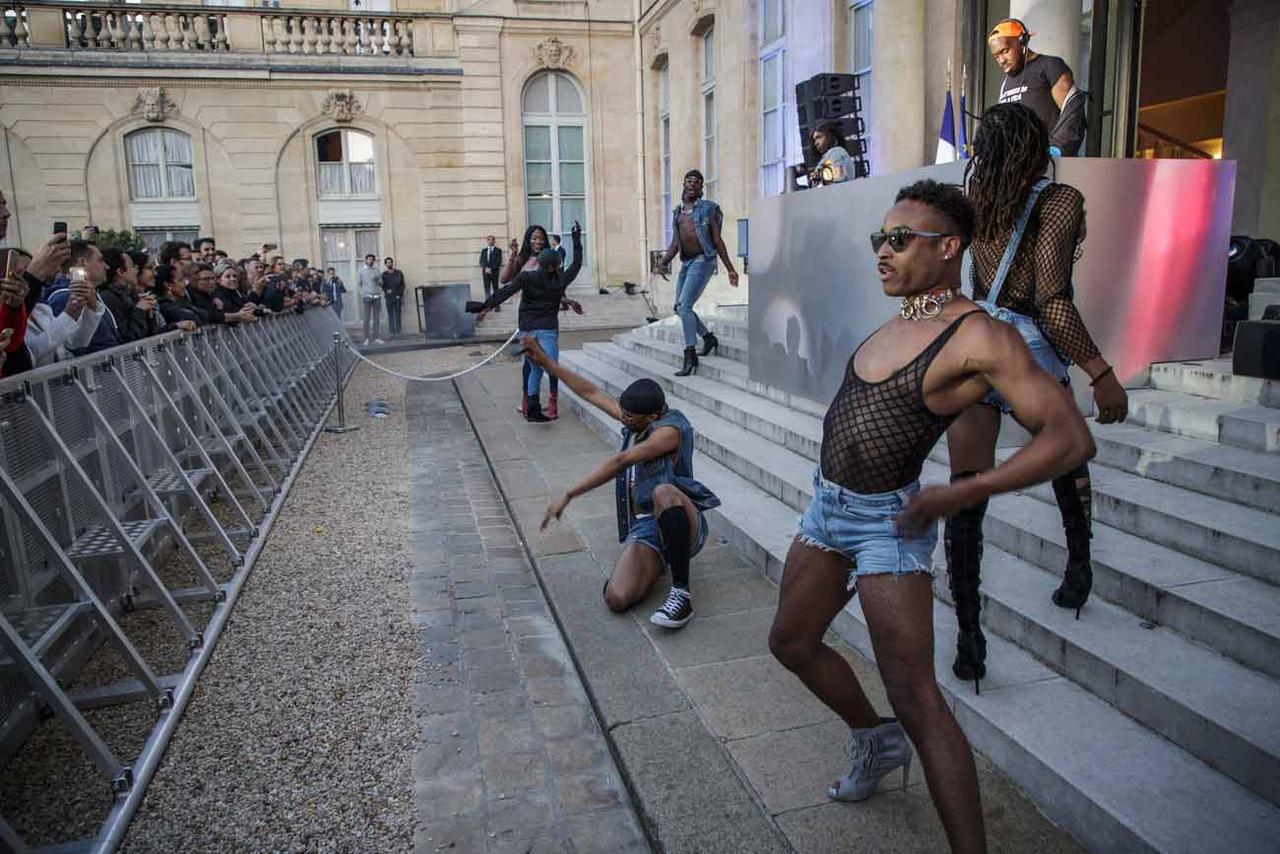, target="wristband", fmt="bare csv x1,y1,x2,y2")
1089,366,1114,386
